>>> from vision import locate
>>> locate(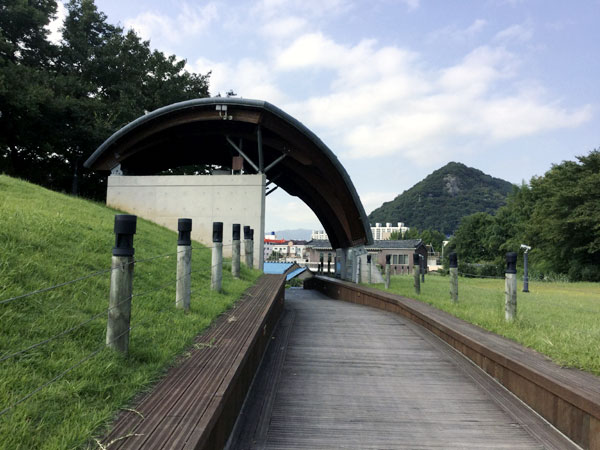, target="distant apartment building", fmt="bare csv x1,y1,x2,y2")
312,222,410,242
264,232,308,262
